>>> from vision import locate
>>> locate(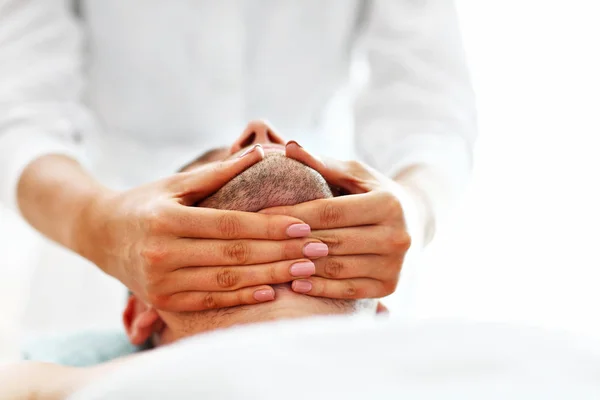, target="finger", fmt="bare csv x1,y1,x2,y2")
157,285,276,312
291,276,392,299
313,255,393,280
261,191,397,229
310,226,409,256
162,259,315,292
160,238,328,268
285,141,377,194
171,143,265,201
166,206,311,240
